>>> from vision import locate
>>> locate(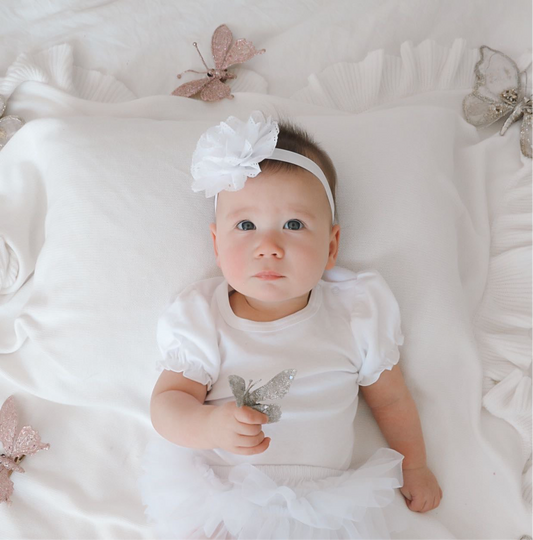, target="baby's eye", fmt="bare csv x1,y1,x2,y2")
237,219,304,231
237,219,255,231
284,219,304,230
